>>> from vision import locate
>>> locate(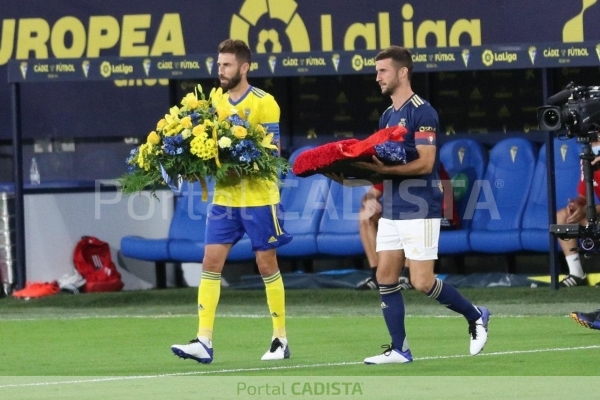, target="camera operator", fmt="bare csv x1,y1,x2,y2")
555,141,600,287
